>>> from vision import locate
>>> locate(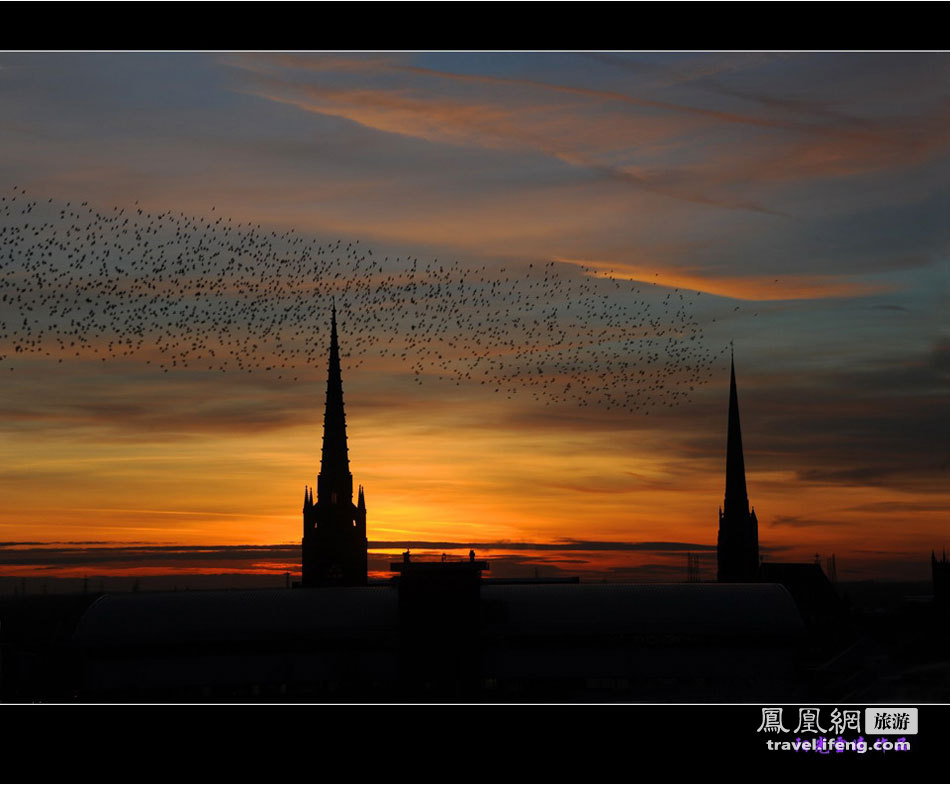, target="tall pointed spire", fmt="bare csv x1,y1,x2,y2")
302,303,367,587
717,349,759,582
724,349,749,517
317,300,352,506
